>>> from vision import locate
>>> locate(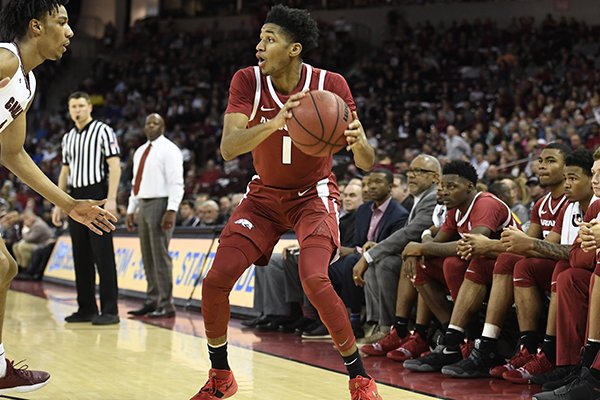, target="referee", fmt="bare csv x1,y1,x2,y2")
52,91,121,325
